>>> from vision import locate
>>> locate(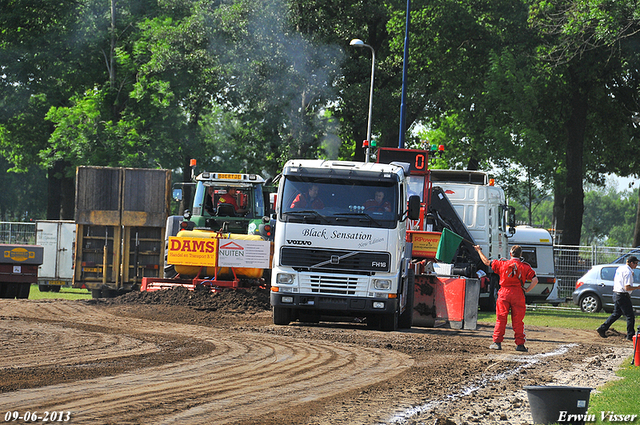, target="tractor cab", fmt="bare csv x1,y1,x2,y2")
173,172,272,235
